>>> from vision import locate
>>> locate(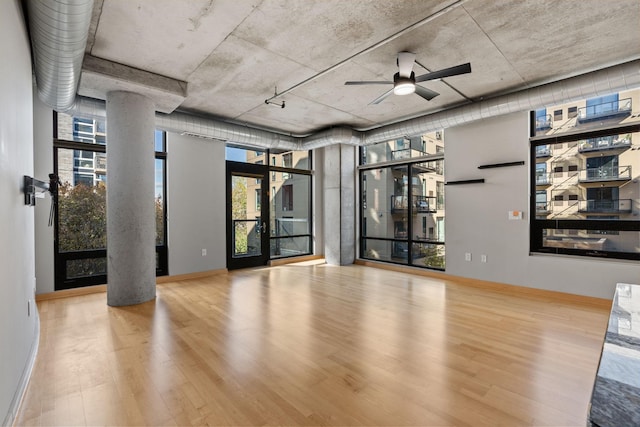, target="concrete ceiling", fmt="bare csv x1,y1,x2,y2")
81,0,640,136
